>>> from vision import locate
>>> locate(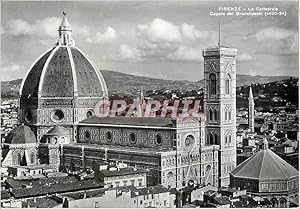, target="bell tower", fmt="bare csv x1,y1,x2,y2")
202,46,237,187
